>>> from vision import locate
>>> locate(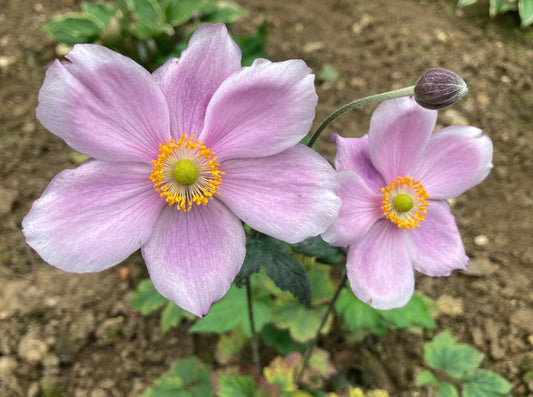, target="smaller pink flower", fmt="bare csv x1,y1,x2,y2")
323,97,493,309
